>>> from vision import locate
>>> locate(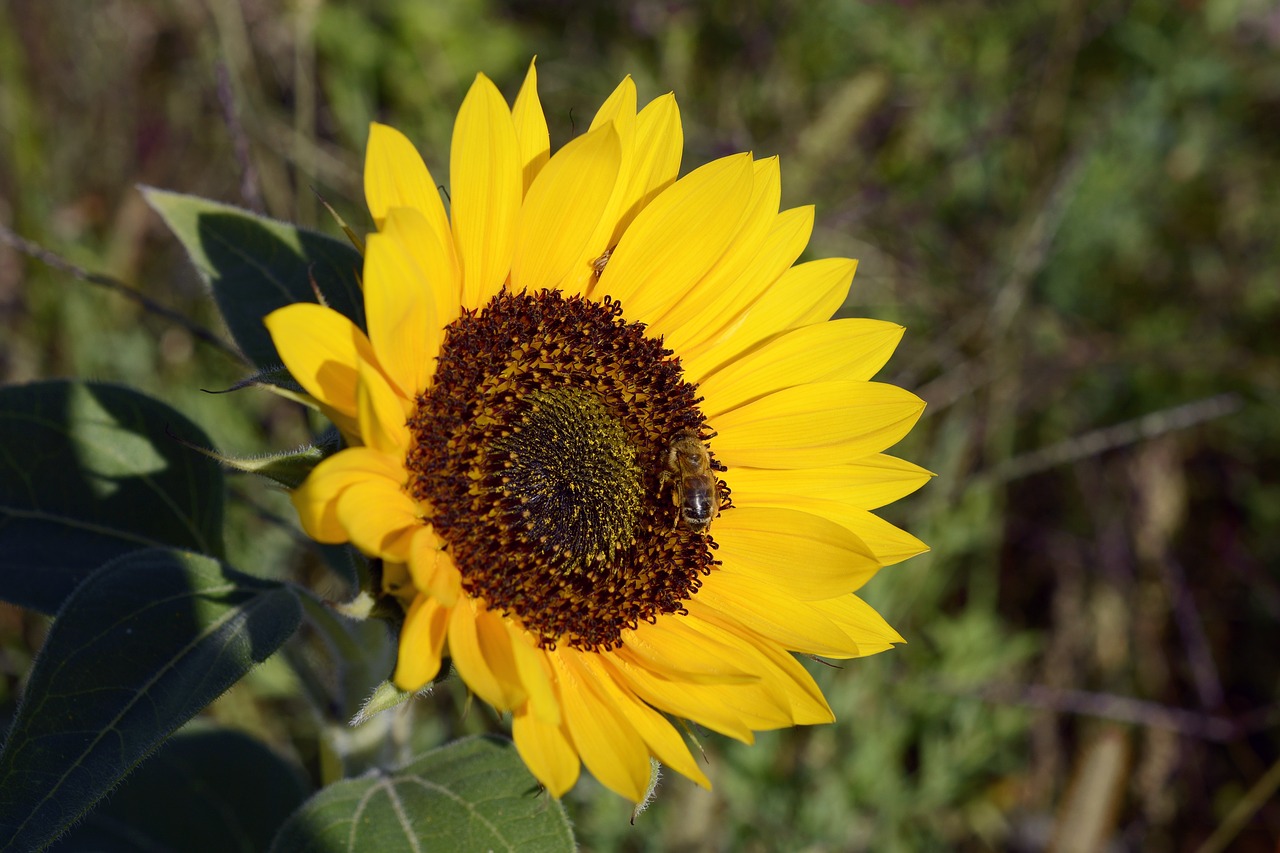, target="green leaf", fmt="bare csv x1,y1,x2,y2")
0,380,226,614
268,736,575,853
142,187,366,370
0,548,302,853
49,727,311,853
